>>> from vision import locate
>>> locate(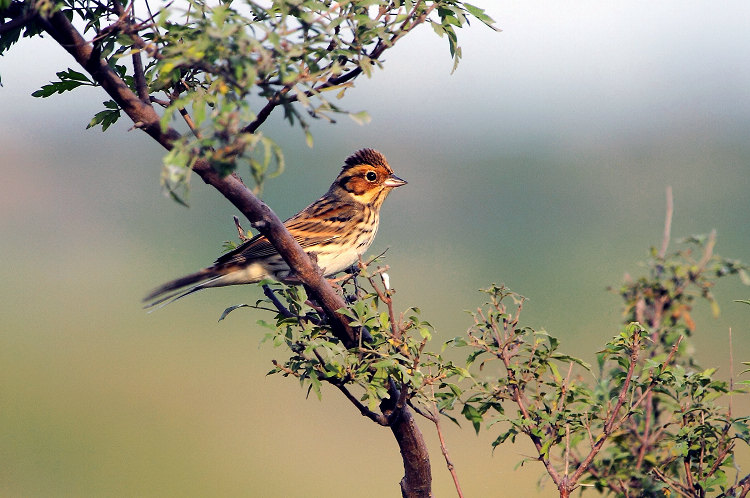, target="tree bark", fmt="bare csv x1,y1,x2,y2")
391,406,433,498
